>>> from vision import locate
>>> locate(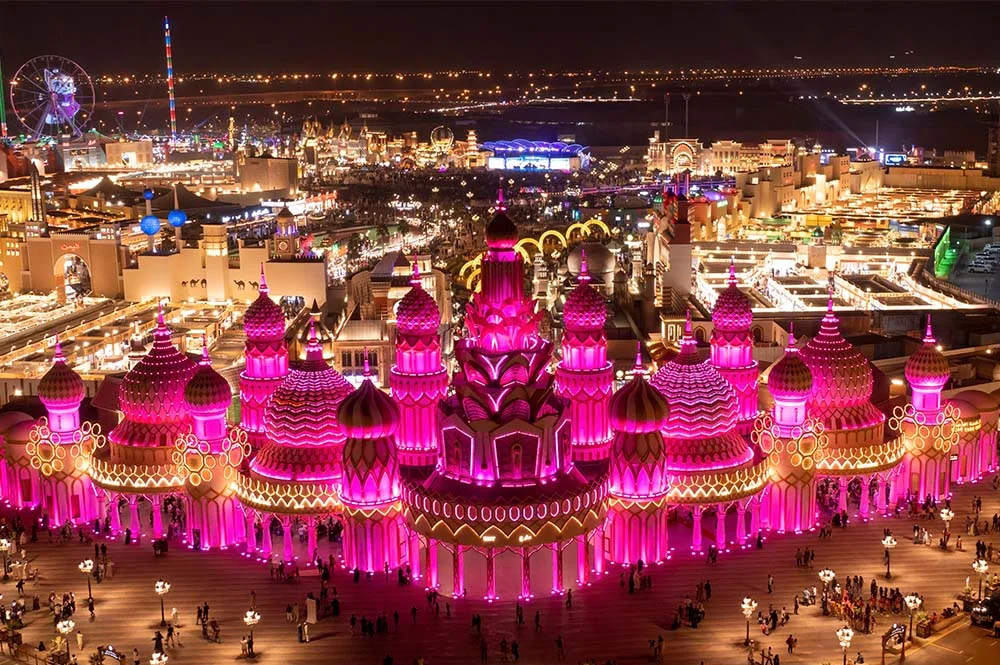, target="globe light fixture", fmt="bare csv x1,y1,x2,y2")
882,534,897,578
79,559,94,601
740,596,757,646
973,559,989,599
154,579,171,626
836,625,854,665
56,618,75,657
903,593,922,661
